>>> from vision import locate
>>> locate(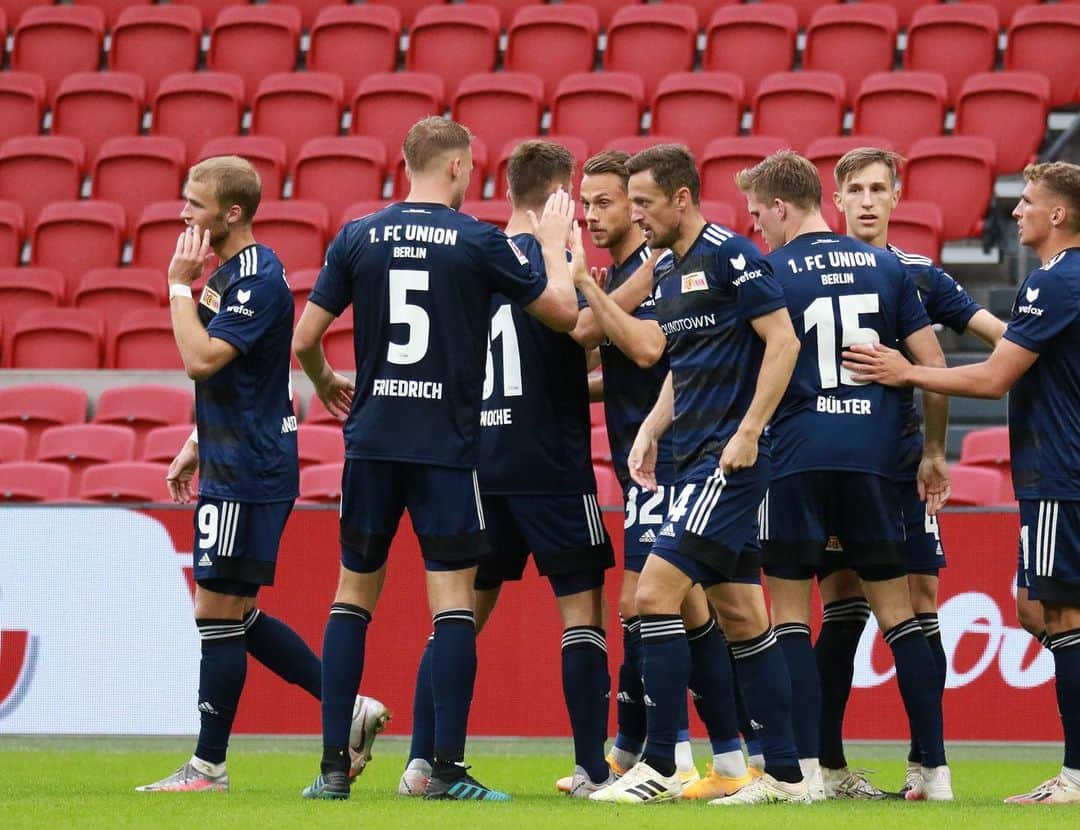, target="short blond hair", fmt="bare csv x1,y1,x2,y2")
1024,161,1080,233
187,155,261,223
403,116,472,175
834,147,904,190
735,150,821,211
